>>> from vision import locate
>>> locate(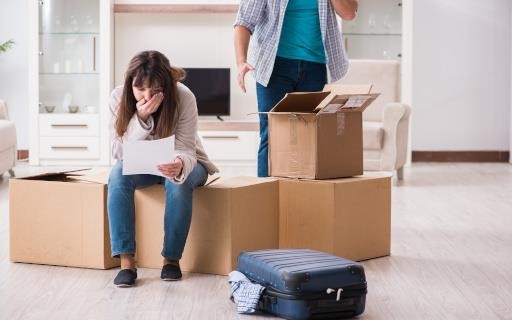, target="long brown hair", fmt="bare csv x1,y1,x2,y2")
115,50,186,138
